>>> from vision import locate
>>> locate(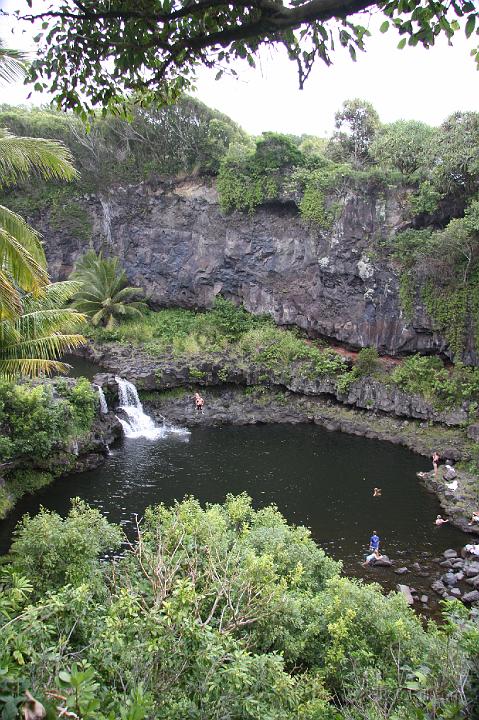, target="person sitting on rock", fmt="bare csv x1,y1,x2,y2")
194,392,204,413
435,514,449,526
468,511,479,526
363,548,382,566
